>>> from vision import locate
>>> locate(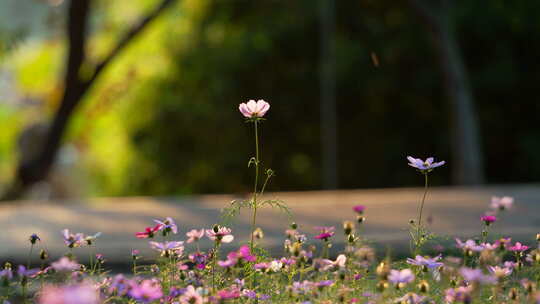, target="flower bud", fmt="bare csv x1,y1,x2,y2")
213,224,220,233
356,216,366,224
376,262,390,279
253,227,264,239
39,249,48,260
376,280,389,292
417,280,430,293
347,234,356,244
536,233,540,242
29,234,40,245
509,288,519,301
343,221,354,235
290,222,298,230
